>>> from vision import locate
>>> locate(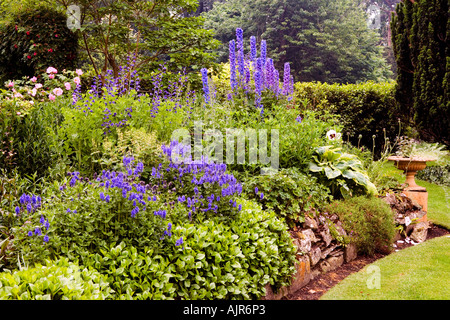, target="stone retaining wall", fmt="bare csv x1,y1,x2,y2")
263,192,430,300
